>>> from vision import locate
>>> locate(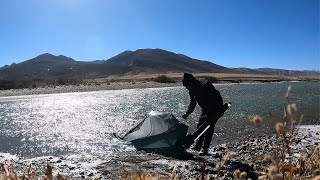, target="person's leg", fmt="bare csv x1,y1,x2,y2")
202,123,215,151
193,114,207,150
200,115,219,155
